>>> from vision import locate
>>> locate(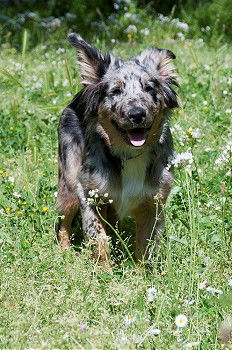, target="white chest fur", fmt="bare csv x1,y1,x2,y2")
117,152,150,218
